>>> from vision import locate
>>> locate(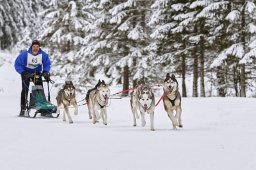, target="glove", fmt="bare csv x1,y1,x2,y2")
21,72,34,80
42,71,50,81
